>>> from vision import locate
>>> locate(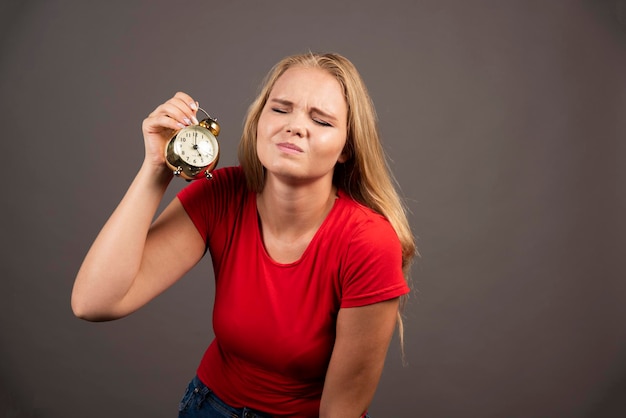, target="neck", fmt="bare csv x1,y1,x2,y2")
257,175,338,238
